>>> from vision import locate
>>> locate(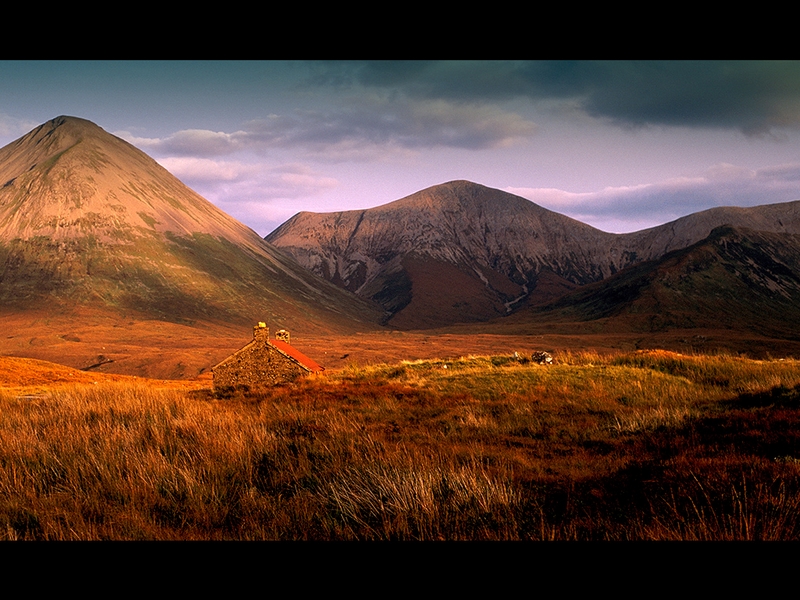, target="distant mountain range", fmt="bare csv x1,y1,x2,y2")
2,116,799,373
267,179,800,335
